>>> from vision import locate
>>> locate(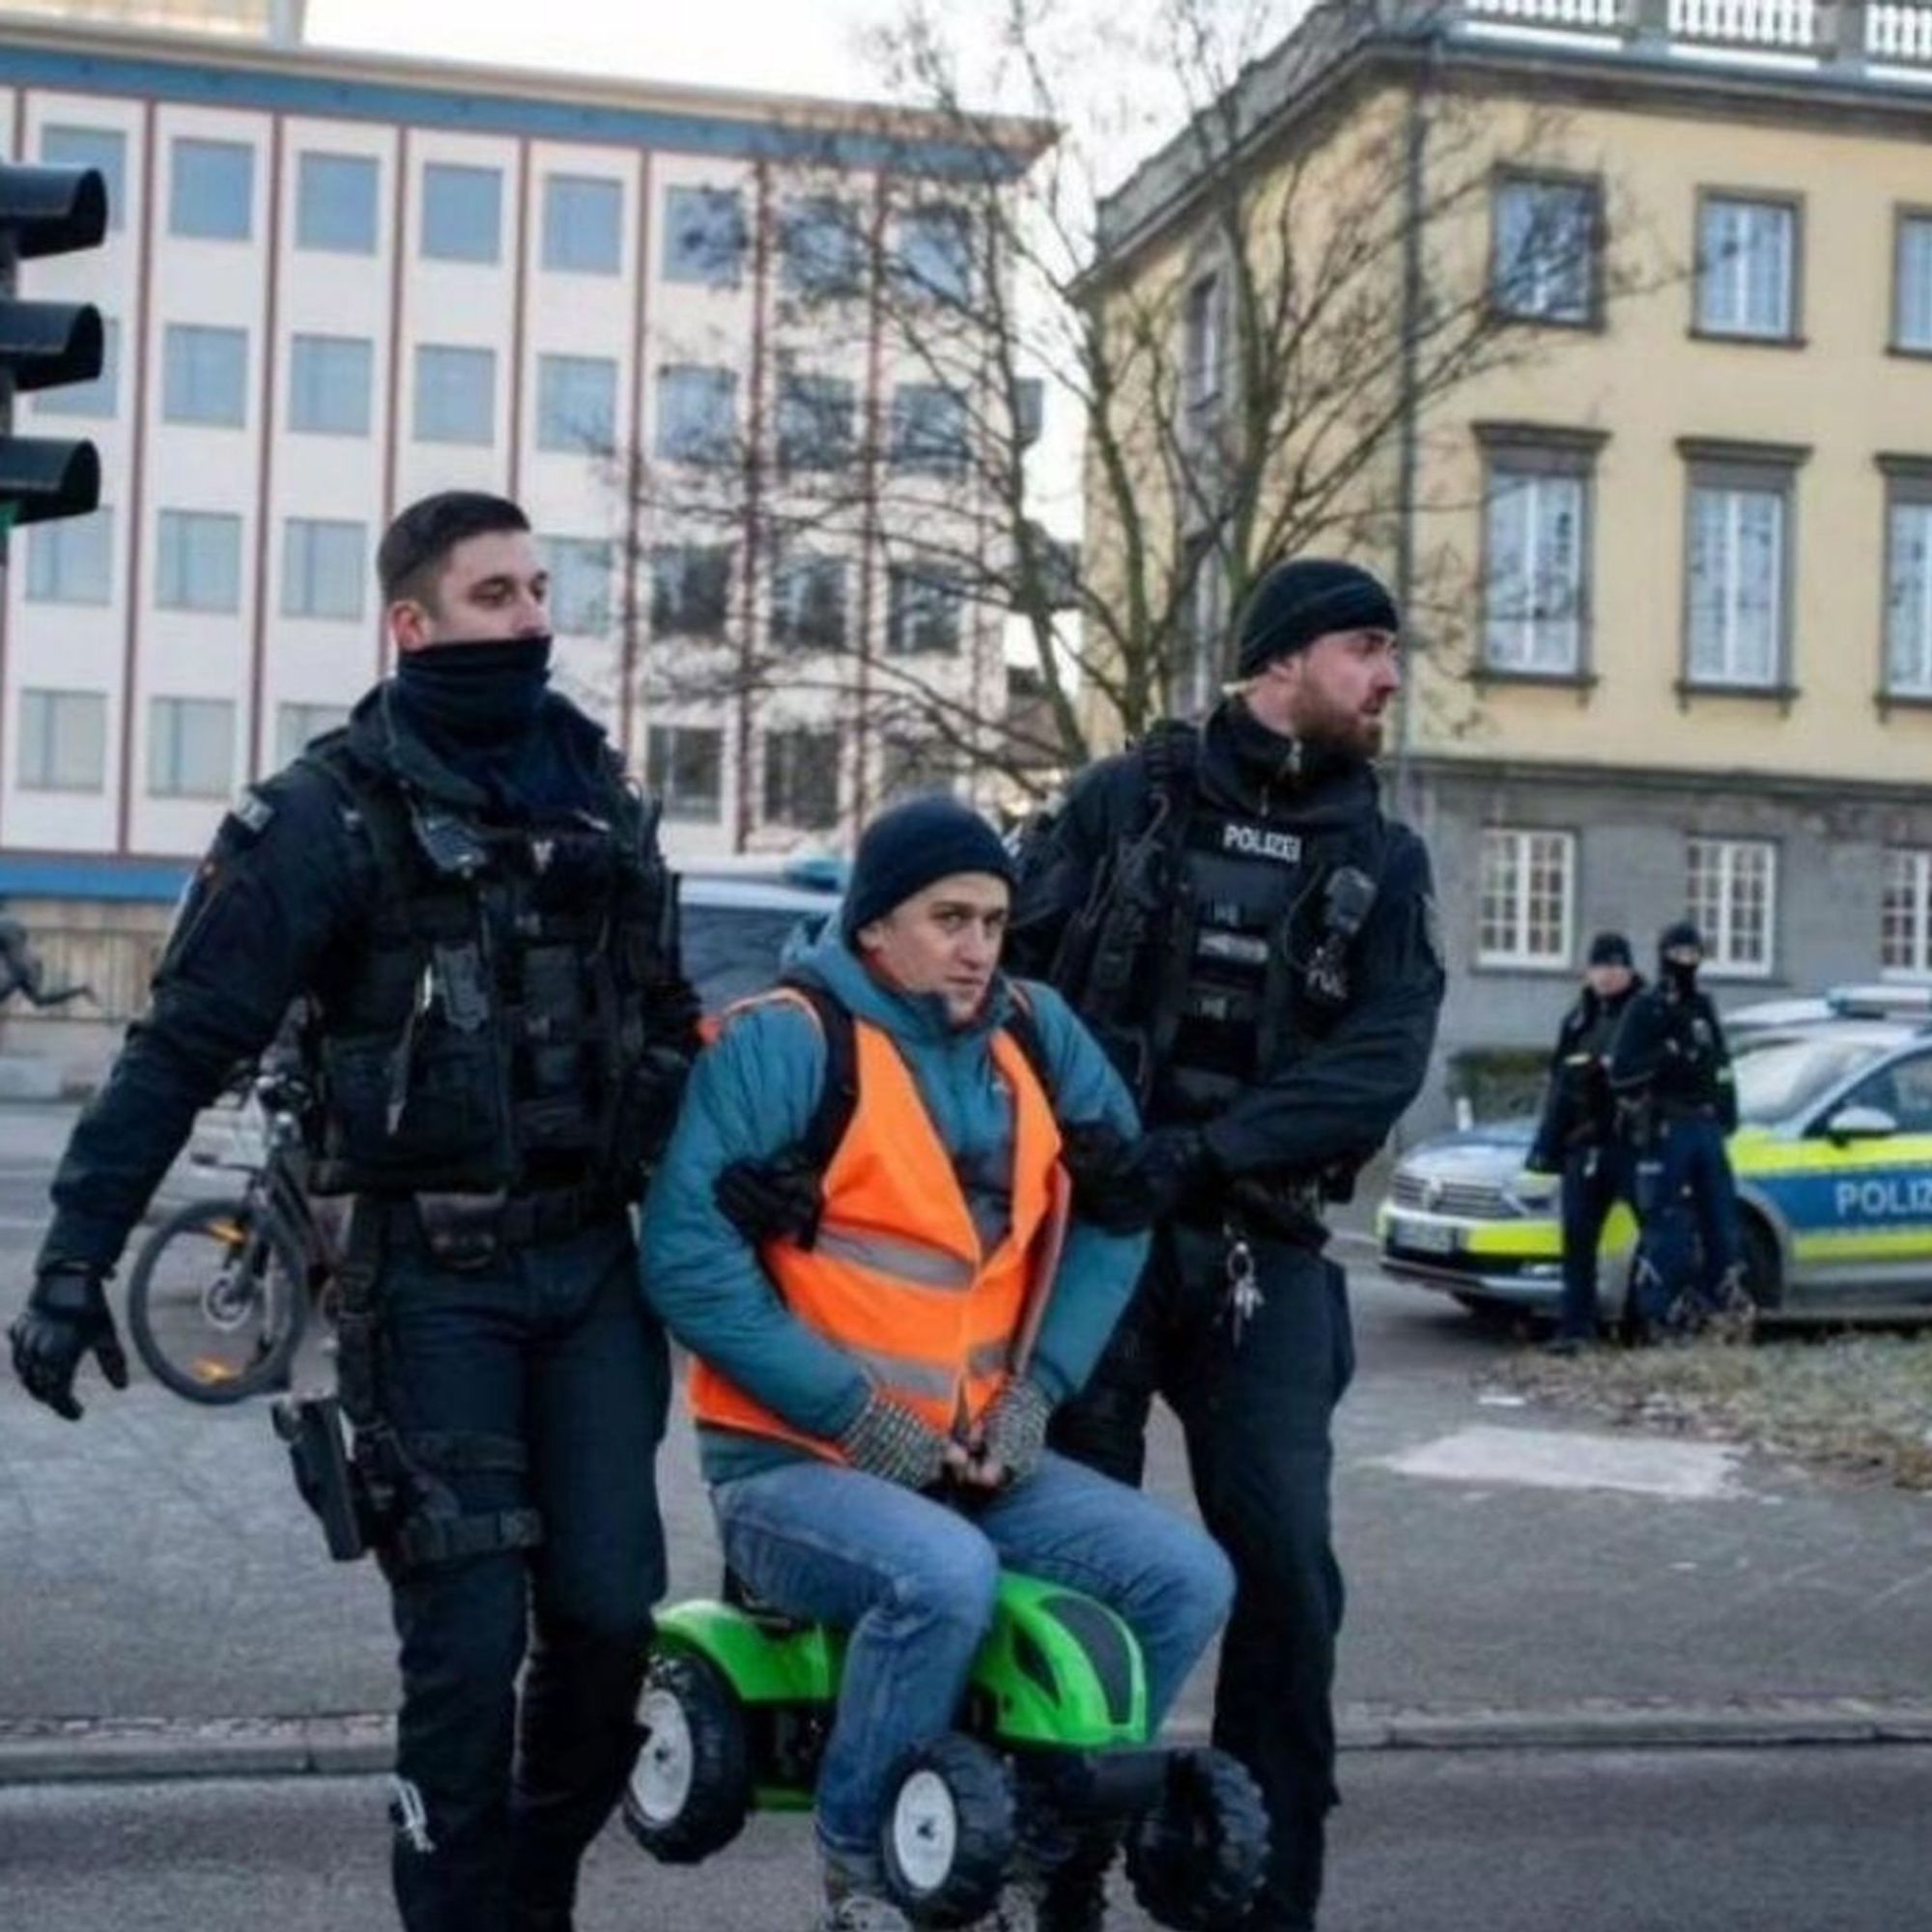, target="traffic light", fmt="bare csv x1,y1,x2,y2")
0,162,107,560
